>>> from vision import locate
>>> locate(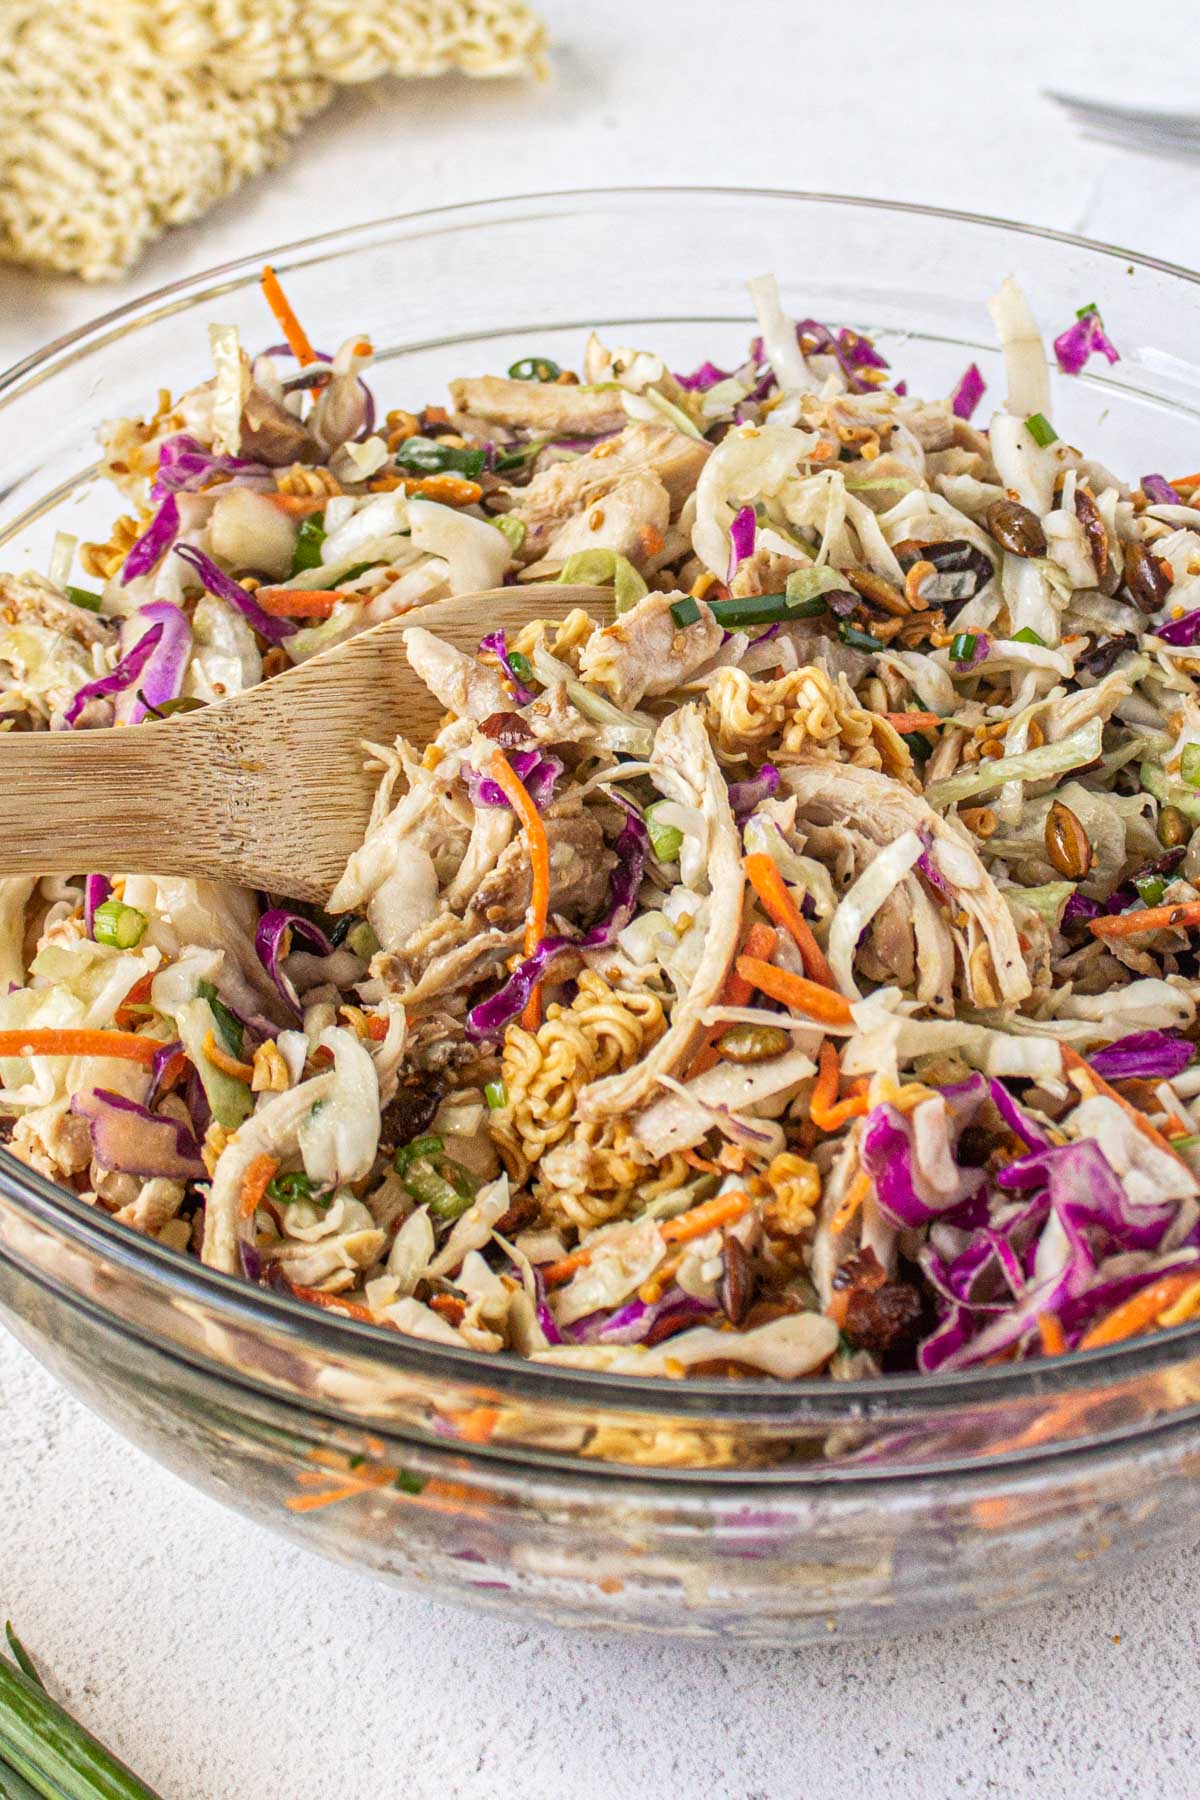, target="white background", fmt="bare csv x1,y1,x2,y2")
2,3,1198,1795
